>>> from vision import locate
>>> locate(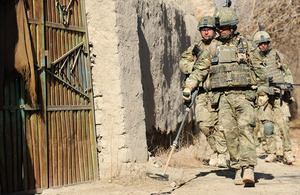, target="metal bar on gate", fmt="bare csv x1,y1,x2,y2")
0,111,6,192
51,41,84,65
59,56,69,74
15,78,23,191
45,69,89,99
10,76,19,190
4,74,13,192
77,41,84,90
82,0,98,179
36,0,49,189
3,104,41,111
70,48,82,72
47,105,92,111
